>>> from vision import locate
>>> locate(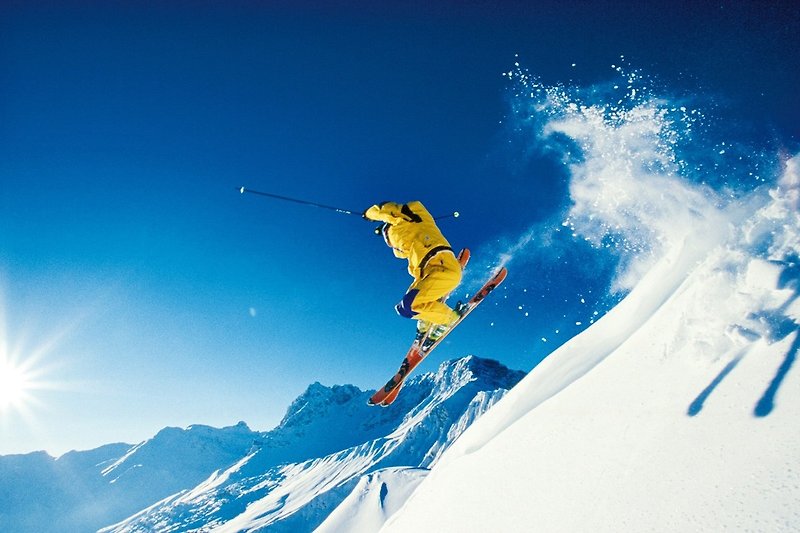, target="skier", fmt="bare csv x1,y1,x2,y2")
363,201,465,340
